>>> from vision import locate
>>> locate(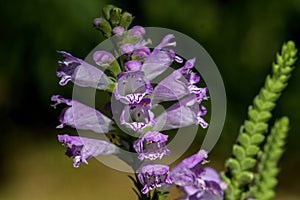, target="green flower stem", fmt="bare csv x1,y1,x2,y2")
251,117,289,200
222,41,297,200
151,189,169,200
